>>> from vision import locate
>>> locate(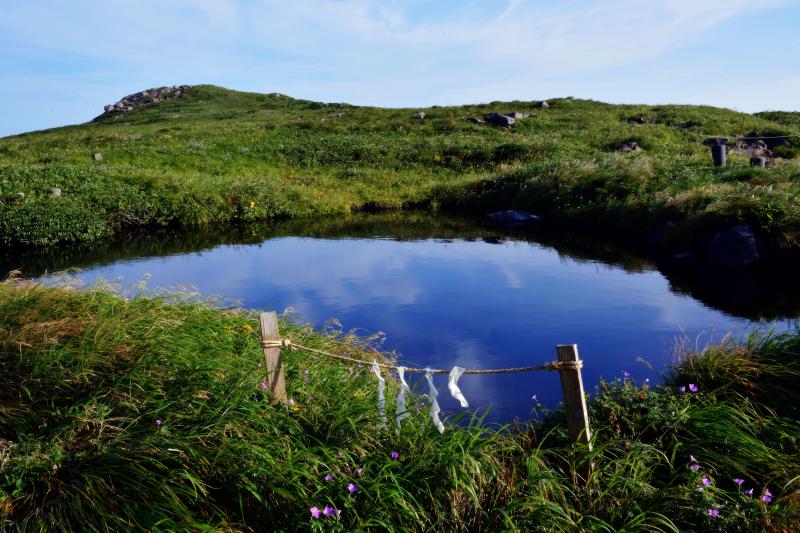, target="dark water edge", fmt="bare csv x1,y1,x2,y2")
4,210,800,321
